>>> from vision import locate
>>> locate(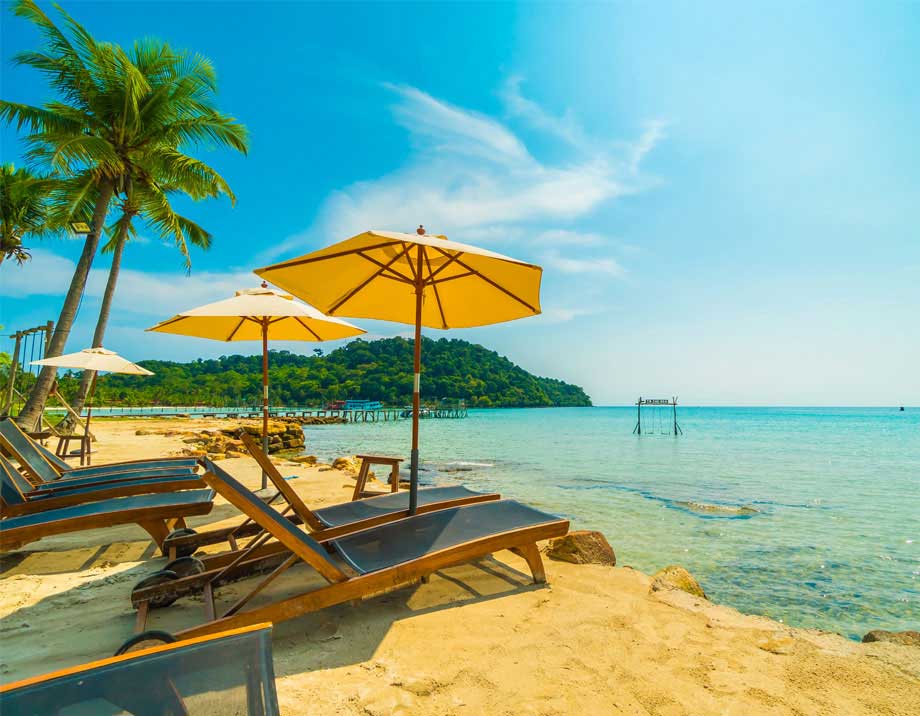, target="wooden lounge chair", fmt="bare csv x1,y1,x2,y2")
0,418,198,487
0,454,205,517
0,485,214,554
159,441,500,559
0,623,279,716
140,460,567,638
